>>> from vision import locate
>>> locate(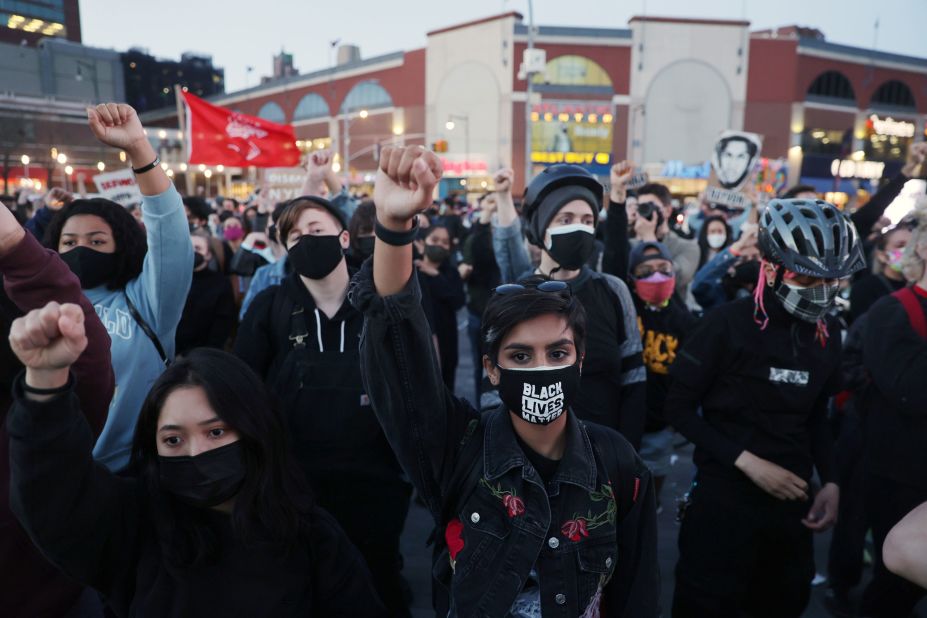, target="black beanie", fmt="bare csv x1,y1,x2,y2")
527,185,599,247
